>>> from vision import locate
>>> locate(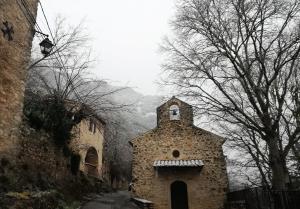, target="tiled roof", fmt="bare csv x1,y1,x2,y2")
153,159,204,167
